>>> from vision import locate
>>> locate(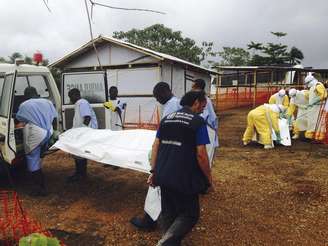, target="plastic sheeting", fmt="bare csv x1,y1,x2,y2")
52,128,155,173
272,118,291,146
51,126,217,173
52,127,217,221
